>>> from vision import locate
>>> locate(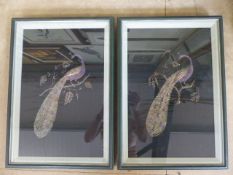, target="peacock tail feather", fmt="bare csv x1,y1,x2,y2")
34,76,67,138
146,66,190,137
